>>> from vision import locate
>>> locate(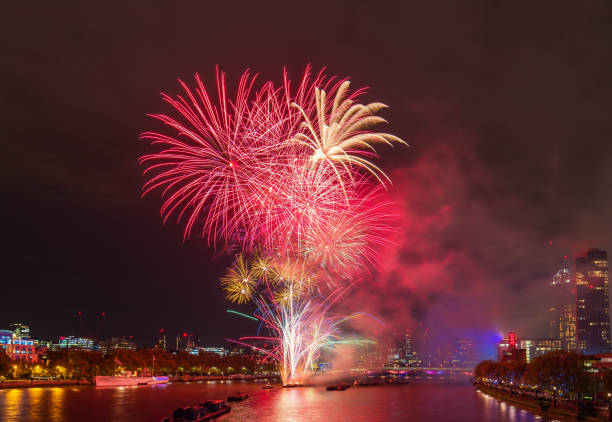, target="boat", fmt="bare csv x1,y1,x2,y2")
354,378,384,387
95,374,169,387
326,383,350,391
97,354,169,387
386,376,409,385
171,400,230,421
261,384,274,389
227,392,248,402
282,383,304,388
